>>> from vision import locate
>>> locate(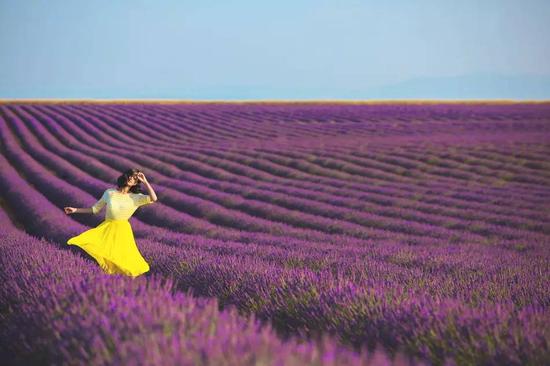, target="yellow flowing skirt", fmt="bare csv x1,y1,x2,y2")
67,219,150,278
